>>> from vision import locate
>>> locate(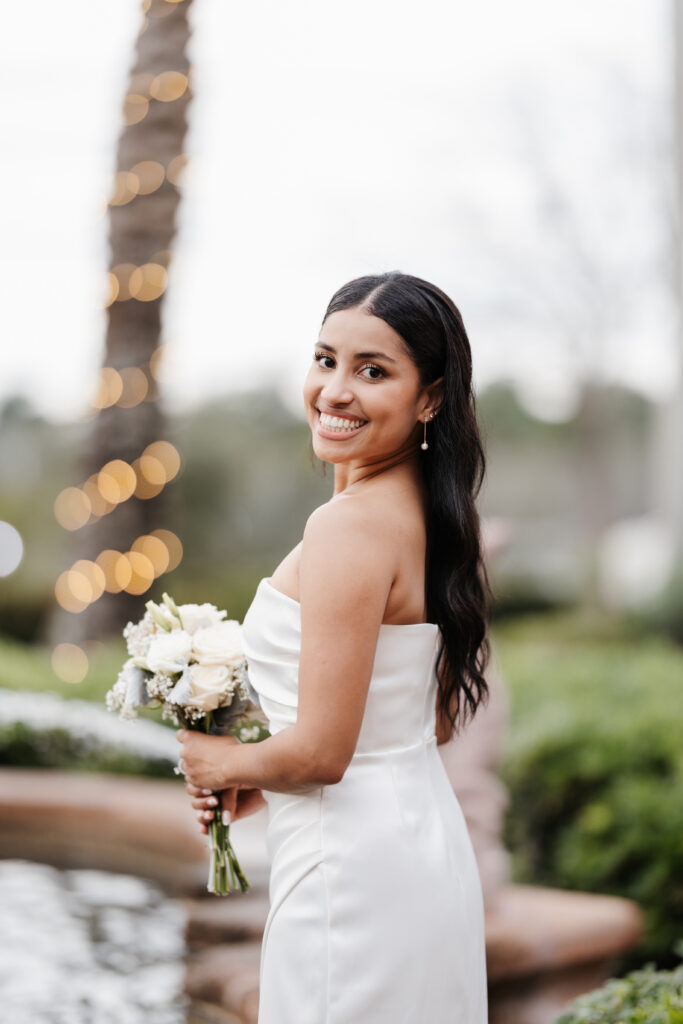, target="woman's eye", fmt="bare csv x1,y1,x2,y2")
313,352,335,369
361,364,385,380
